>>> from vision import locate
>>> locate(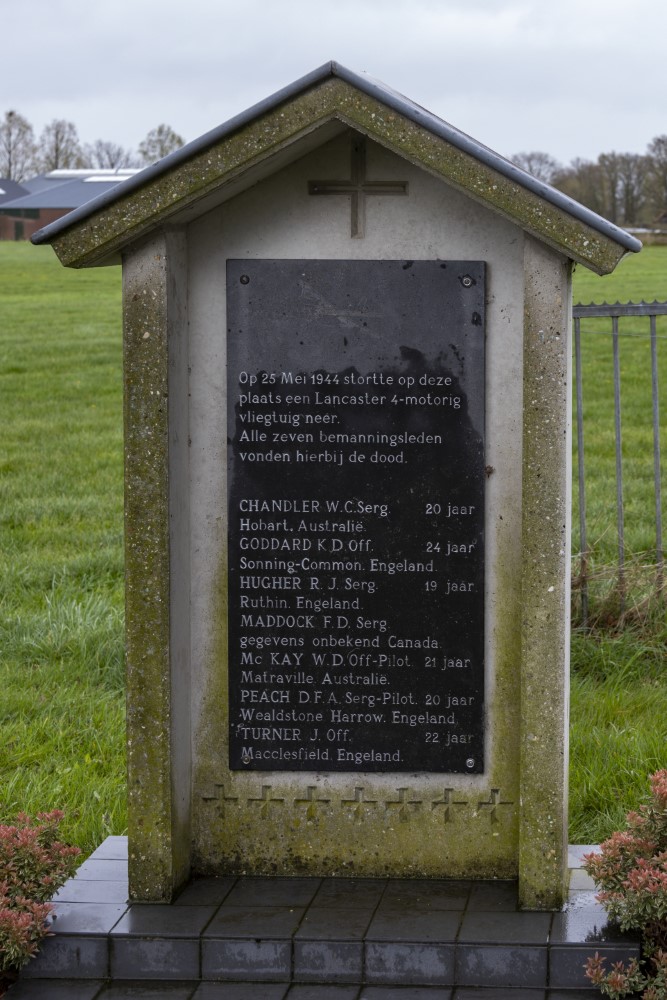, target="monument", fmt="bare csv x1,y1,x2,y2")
34,62,640,912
